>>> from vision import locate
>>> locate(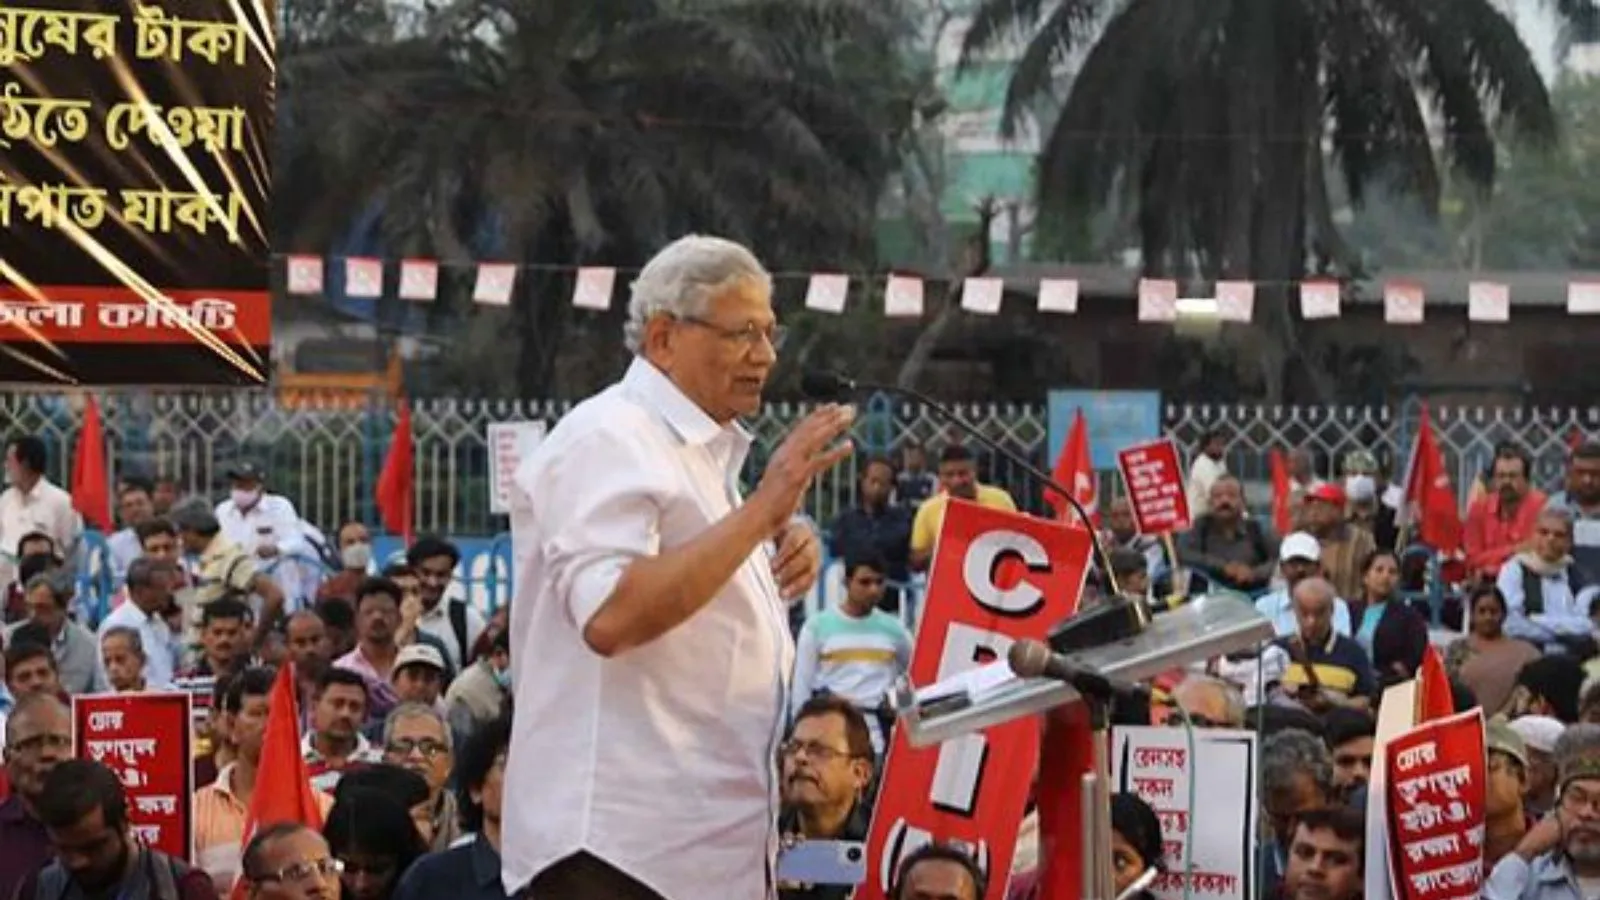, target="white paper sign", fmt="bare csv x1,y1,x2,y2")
488,421,548,515
1112,726,1259,900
